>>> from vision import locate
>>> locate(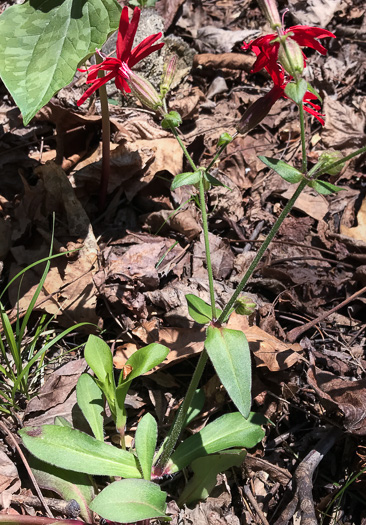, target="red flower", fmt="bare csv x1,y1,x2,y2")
243,25,335,84
77,7,164,106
